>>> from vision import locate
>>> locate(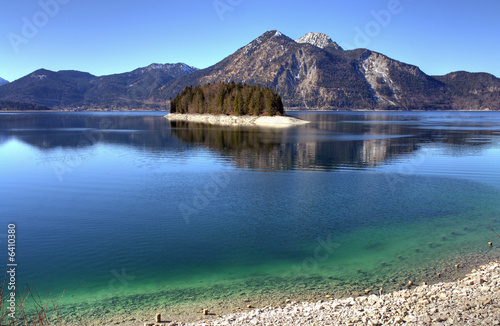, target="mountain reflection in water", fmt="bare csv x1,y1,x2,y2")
0,111,498,172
